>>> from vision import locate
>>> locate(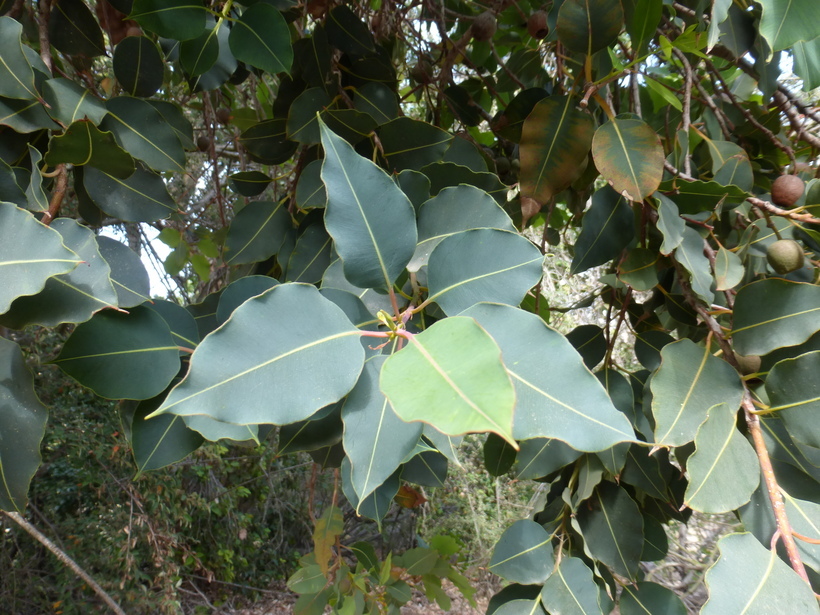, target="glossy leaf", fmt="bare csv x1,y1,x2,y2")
319,119,416,292
342,357,423,504
427,229,544,316
732,279,820,357
684,404,759,513
701,533,820,614
224,200,291,265
179,26,219,77
540,557,603,615
766,351,820,449
0,17,38,100
0,218,117,328
42,78,108,125
84,164,176,222
151,284,365,425
380,317,516,445
0,202,81,314
557,0,624,54
132,389,204,473
129,0,206,40
488,520,553,585
96,236,151,308
570,186,634,274
48,0,105,57
651,339,743,447
463,304,635,450
113,36,164,98
758,0,818,53
519,96,594,204
229,3,293,75
620,582,687,615
54,306,180,400
45,120,135,178
592,117,664,201
676,226,714,305
714,245,744,291
0,337,48,513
